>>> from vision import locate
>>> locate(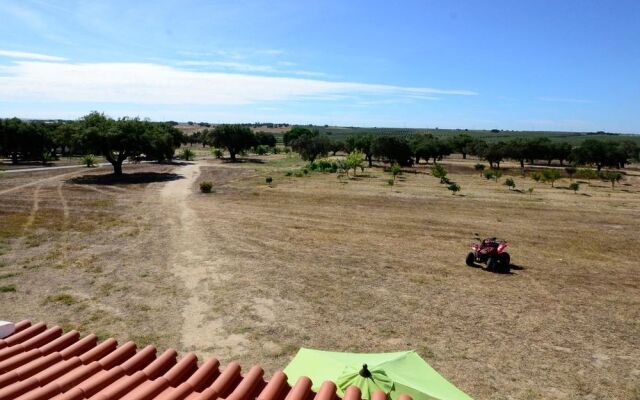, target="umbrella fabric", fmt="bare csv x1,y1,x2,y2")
336,365,394,399
283,348,473,400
